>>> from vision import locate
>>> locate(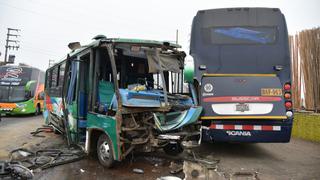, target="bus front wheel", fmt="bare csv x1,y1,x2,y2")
163,142,184,156
35,104,41,115
97,134,115,168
